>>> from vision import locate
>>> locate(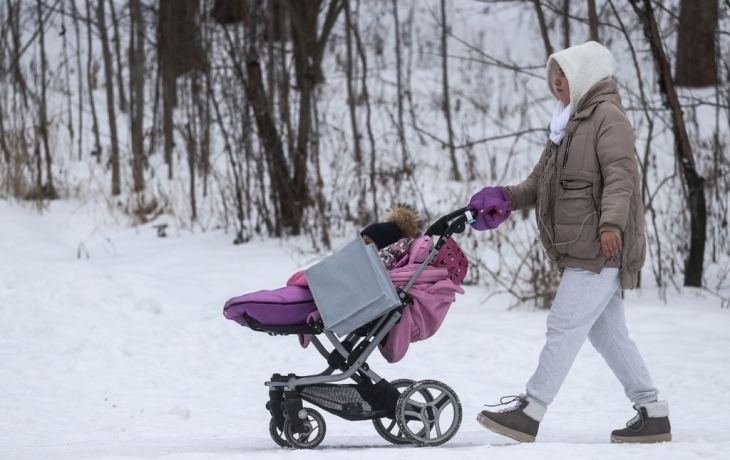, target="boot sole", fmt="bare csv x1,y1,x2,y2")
610,433,672,443
476,413,536,443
